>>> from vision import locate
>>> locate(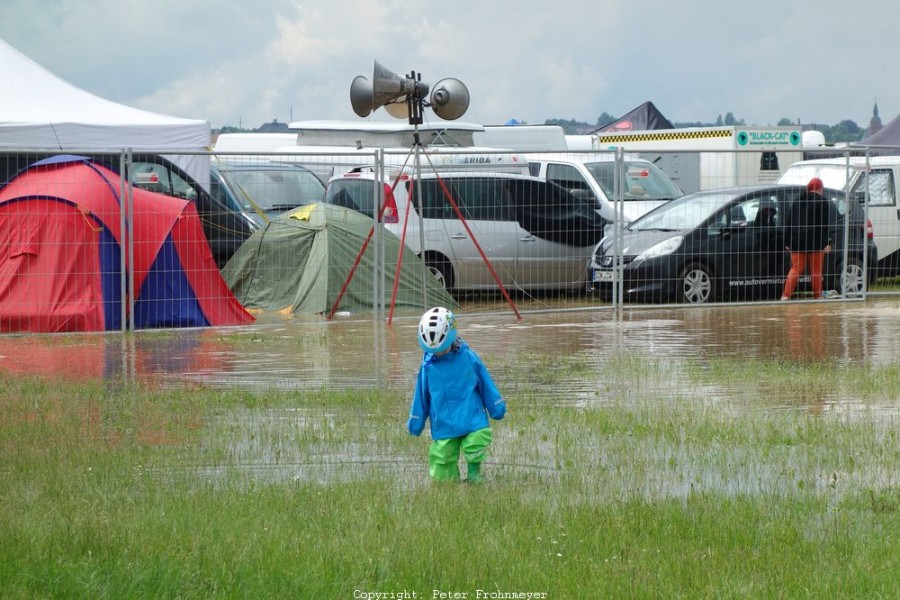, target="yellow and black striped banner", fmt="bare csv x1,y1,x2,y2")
599,130,733,143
